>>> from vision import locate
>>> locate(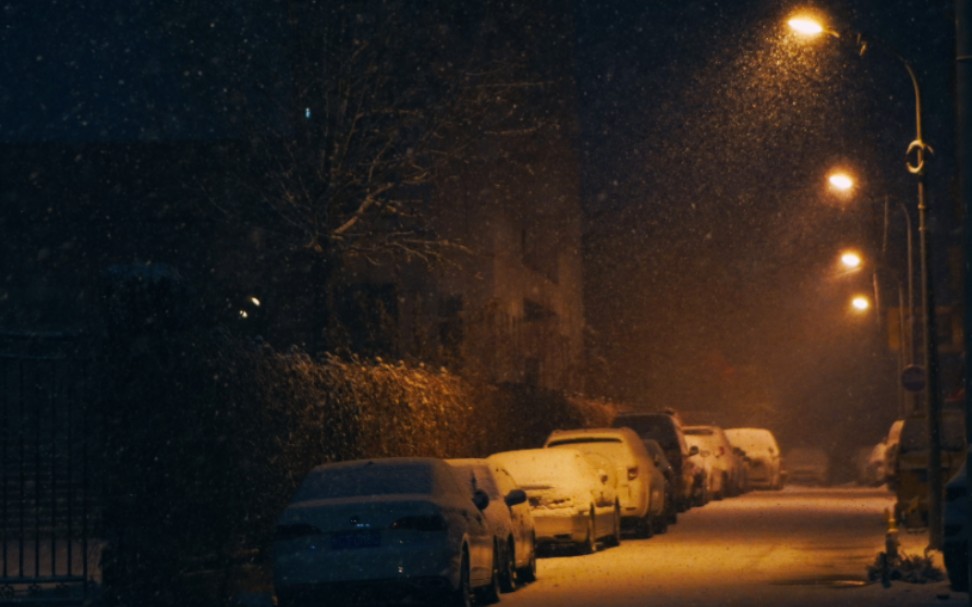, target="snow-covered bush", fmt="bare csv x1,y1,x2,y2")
95,319,614,606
